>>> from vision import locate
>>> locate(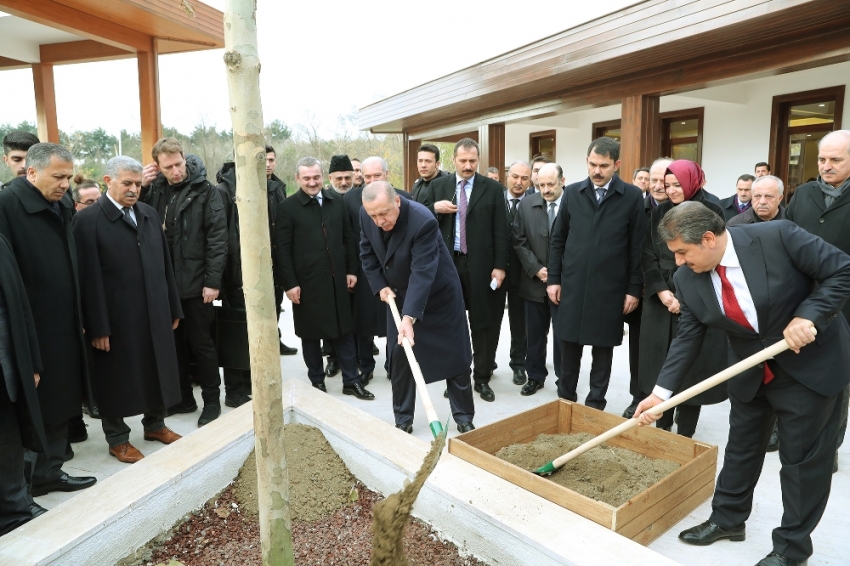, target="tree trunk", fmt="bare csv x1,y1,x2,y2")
222,2,294,565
